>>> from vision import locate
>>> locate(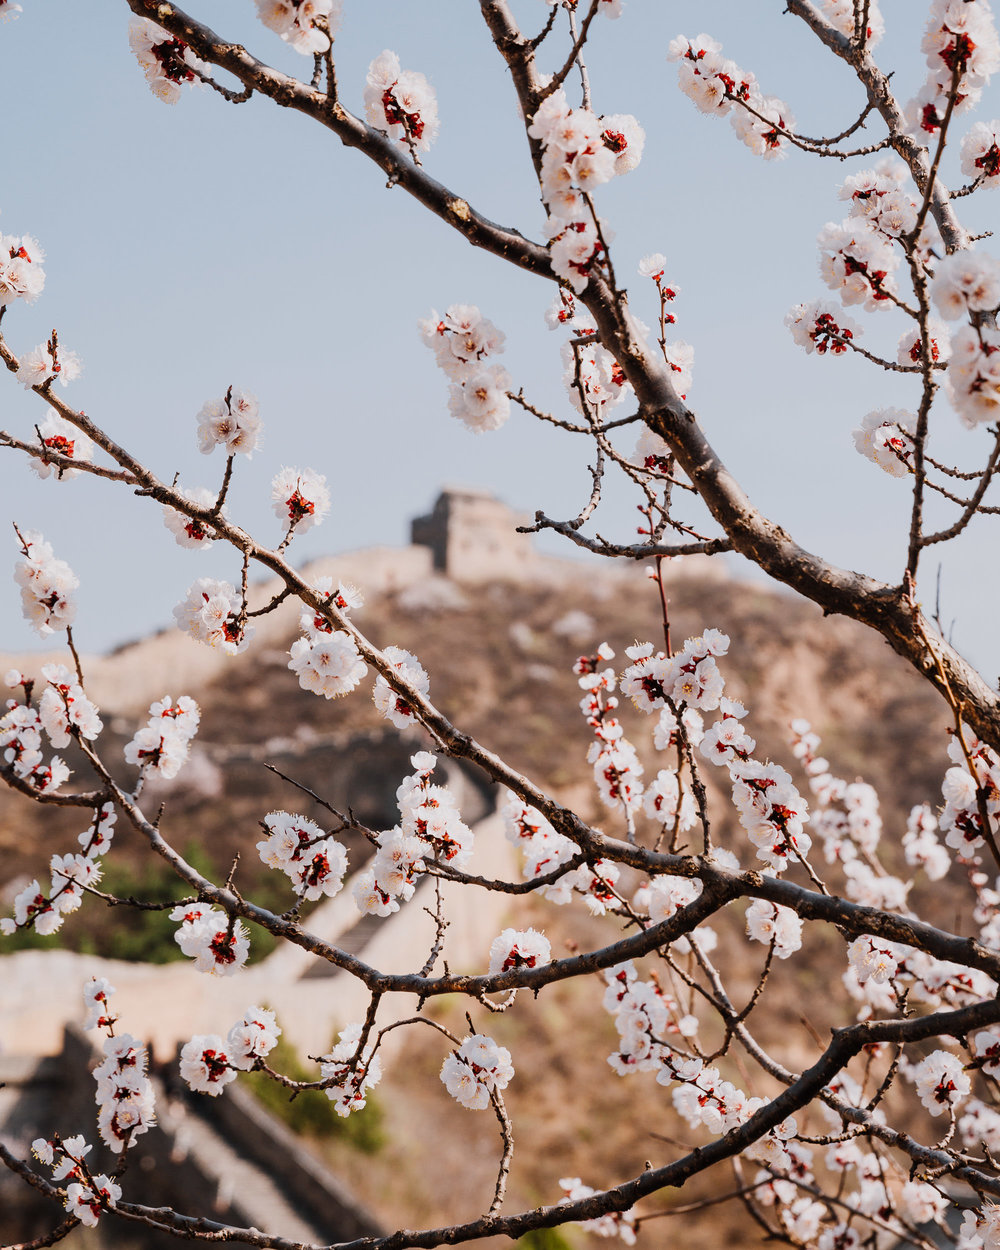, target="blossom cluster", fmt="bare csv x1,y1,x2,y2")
783,160,994,449
896,317,951,369
789,721,1000,1020
255,0,341,55
640,760,698,836
789,163,938,370
562,333,633,415
287,580,368,699
488,926,551,975
180,1007,281,1096
668,32,794,159
358,825,422,915
440,1033,513,1110
196,387,262,458
658,1046,801,1176
37,663,102,749
174,577,253,655
257,809,349,900
354,753,474,916
698,696,754,765
84,981,157,1155
93,1032,157,1153
933,250,1000,322
129,17,204,105
544,286,585,332
753,1132,948,1248
171,901,250,975
851,407,917,477
838,163,922,246
364,50,439,154
32,1134,121,1228
744,897,803,959
1,804,114,938
846,933,899,985
124,694,200,781
814,0,885,45
909,1047,971,1116
962,119,1000,189
17,341,82,393
620,629,729,715
320,1022,383,1116
27,414,93,482
907,0,1000,136
270,466,331,537
939,725,1000,855
0,227,44,305
559,1176,637,1245
784,299,863,357
634,850,739,960
1,672,70,794
297,576,363,635
546,284,654,417
694,696,811,874
901,801,951,881
501,790,620,913
2,805,114,938
503,634,760,907
640,701,705,837
287,631,366,698
843,924,996,1018
15,531,78,636
960,1098,1000,1157
84,975,117,1031
946,321,1000,426
527,87,643,291
811,158,931,314
792,720,906,883
577,643,643,815
816,218,898,311
598,921,965,1248
372,645,429,727
419,304,511,433
162,487,222,549
961,1206,1000,1250
931,251,1000,426
602,960,697,1078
